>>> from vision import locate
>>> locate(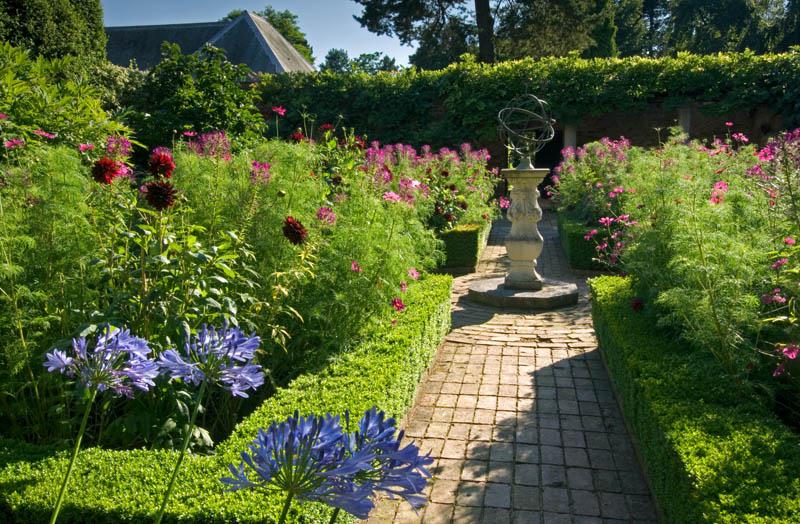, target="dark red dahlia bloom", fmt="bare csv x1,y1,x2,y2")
283,216,308,245
142,180,177,210
148,147,176,178
290,131,306,142
92,157,123,184
630,297,645,312
319,123,334,132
